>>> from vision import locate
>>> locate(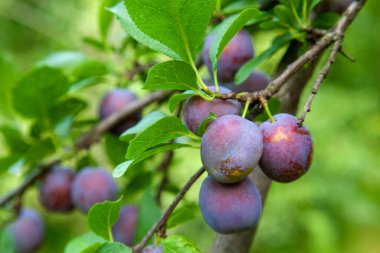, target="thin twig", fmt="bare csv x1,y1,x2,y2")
133,167,206,253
